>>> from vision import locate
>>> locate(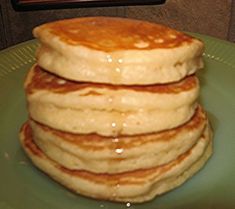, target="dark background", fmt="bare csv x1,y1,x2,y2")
1,0,235,50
